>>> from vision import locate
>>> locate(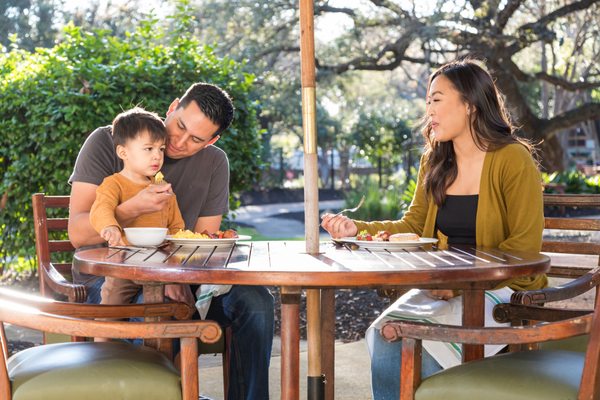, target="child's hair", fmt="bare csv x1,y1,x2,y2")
112,107,166,147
